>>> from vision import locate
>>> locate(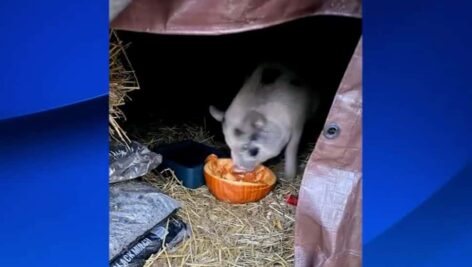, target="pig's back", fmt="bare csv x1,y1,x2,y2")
234,63,314,126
